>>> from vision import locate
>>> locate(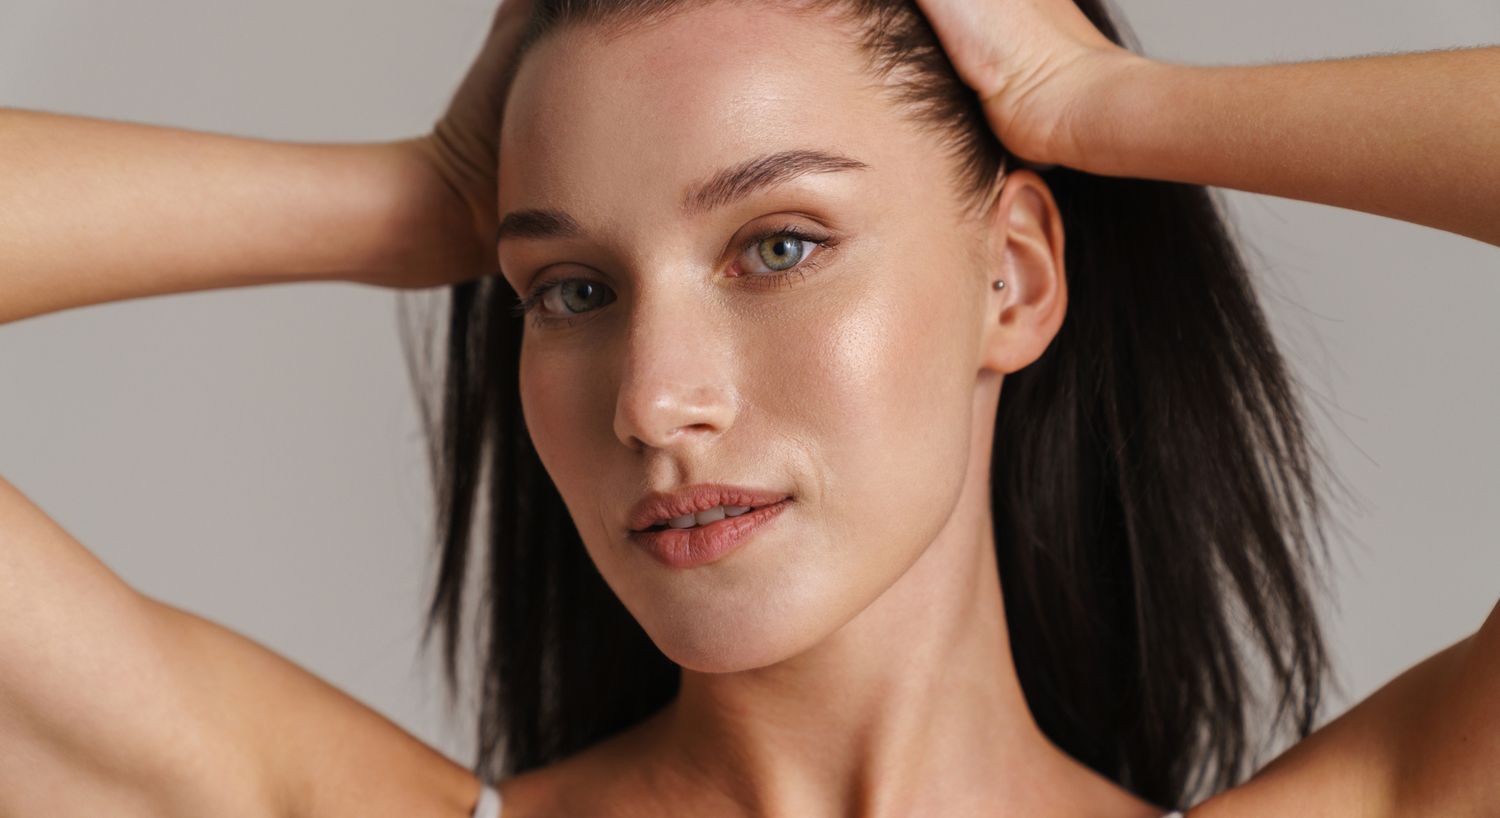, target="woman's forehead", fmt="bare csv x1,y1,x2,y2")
496,2,931,221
